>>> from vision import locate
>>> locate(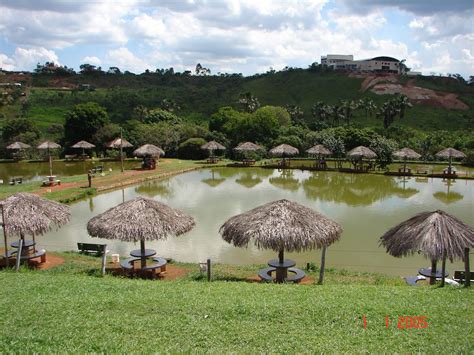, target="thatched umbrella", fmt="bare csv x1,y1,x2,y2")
380,210,474,287
71,140,95,157
0,193,70,265
6,141,31,160
270,144,299,166
347,146,377,171
37,141,61,176
133,144,165,158
306,144,332,156
393,147,421,172
435,148,466,174
201,141,226,158
219,199,342,283
87,197,195,269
